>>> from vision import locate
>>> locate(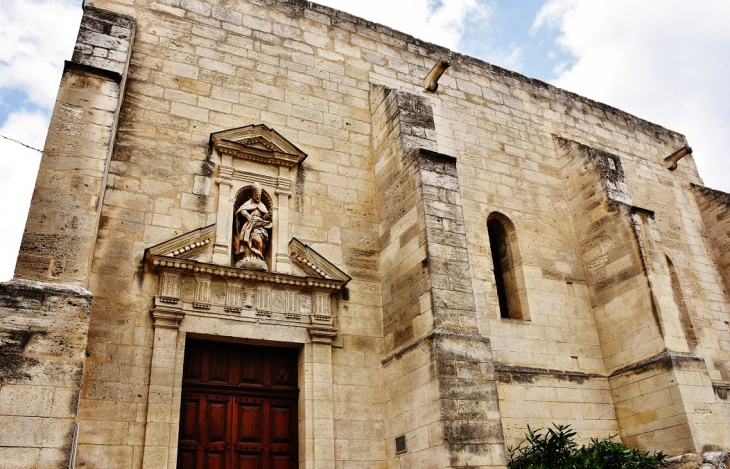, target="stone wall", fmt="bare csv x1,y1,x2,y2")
666,452,730,469
0,279,91,468
370,83,505,467
496,368,617,448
